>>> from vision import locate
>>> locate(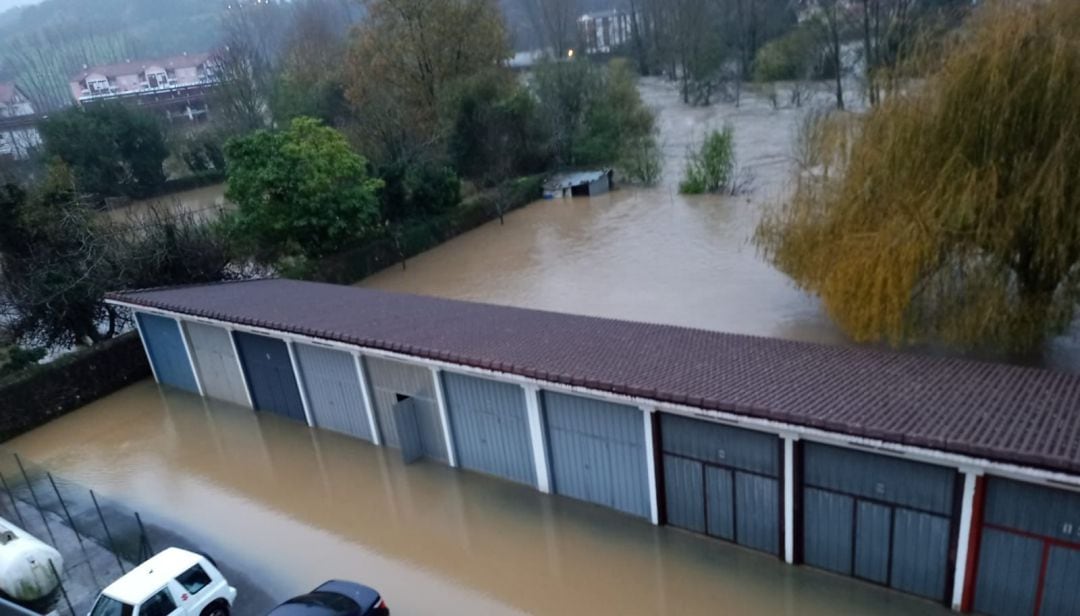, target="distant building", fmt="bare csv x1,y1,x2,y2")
0,82,42,160
578,9,636,55
69,52,219,122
